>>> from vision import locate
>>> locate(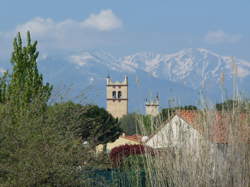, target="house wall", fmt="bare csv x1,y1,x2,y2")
146,115,203,150
96,137,140,153
145,115,229,180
